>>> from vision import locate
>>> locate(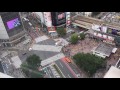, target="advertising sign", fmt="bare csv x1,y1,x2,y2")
107,28,120,36
51,12,66,26
7,18,21,30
